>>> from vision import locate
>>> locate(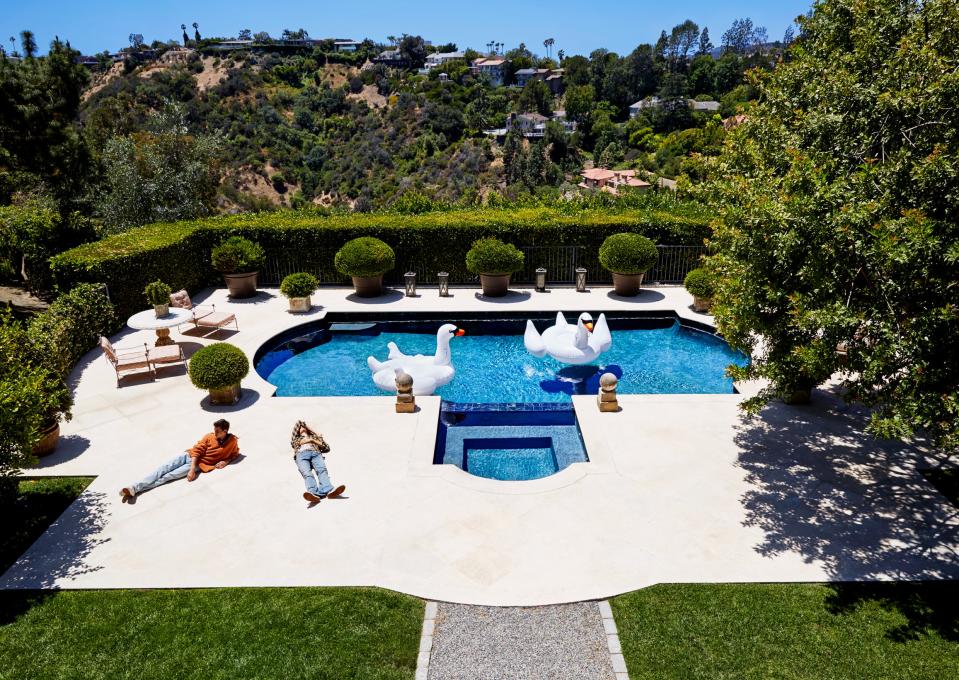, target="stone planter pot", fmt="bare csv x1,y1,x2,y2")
288,296,311,313
479,273,511,297
223,271,259,298
612,272,644,296
153,303,170,318
33,422,60,457
351,275,384,297
691,296,711,313
208,383,242,405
